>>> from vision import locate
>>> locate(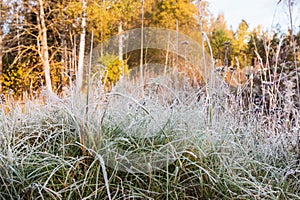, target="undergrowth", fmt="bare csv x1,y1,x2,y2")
0,68,299,199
